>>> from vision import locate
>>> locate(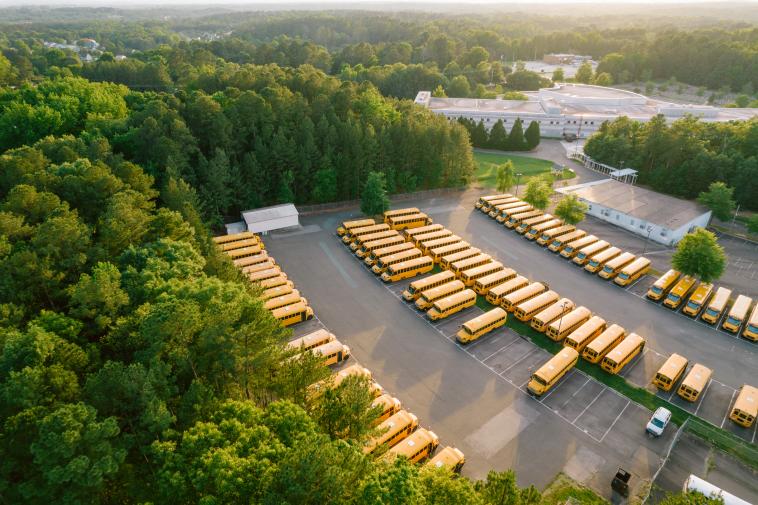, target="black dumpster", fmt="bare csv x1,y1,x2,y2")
611,467,631,498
